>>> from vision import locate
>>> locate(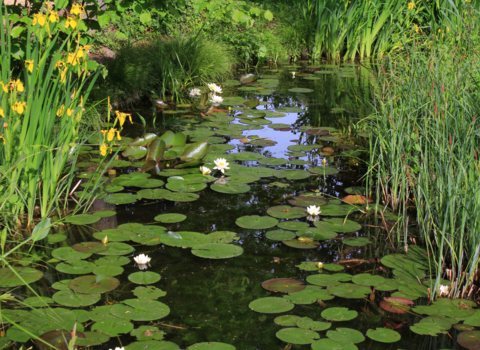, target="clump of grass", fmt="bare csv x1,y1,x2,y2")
95,33,237,106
